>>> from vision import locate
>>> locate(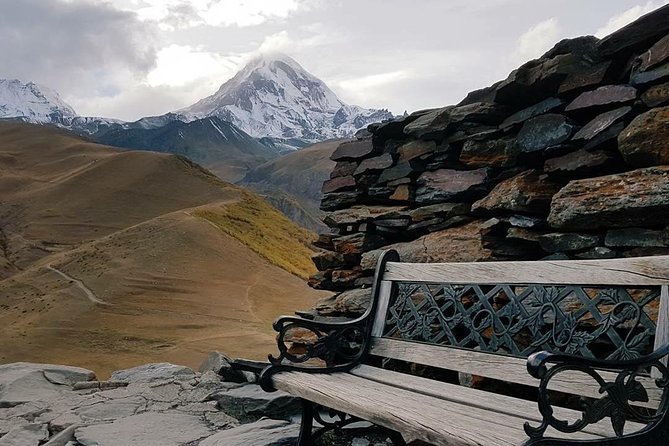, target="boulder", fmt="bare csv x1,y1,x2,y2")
331,140,375,161
637,34,669,72
472,170,560,215
315,288,372,316
416,168,489,204
460,137,519,168
604,228,669,248
516,114,576,153
641,81,669,107
618,106,669,166
544,149,616,177
320,192,361,211
565,85,637,112
321,175,356,194
332,233,386,255
211,385,300,422
198,352,249,384
0,423,48,446
575,247,618,259
403,106,453,140
354,154,394,175
583,121,626,151
311,250,346,270
361,221,492,266
330,160,357,179
558,61,611,94
198,418,298,446
630,62,669,86
548,166,669,230
0,363,95,407
397,140,436,162
538,233,599,253
572,106,631,141
74,412,212,446
597,4,669,56
500,97,564,128
408,203,471,222
323,206,407,227
331,269,363,288
110,363,194,383
376,162,415,184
